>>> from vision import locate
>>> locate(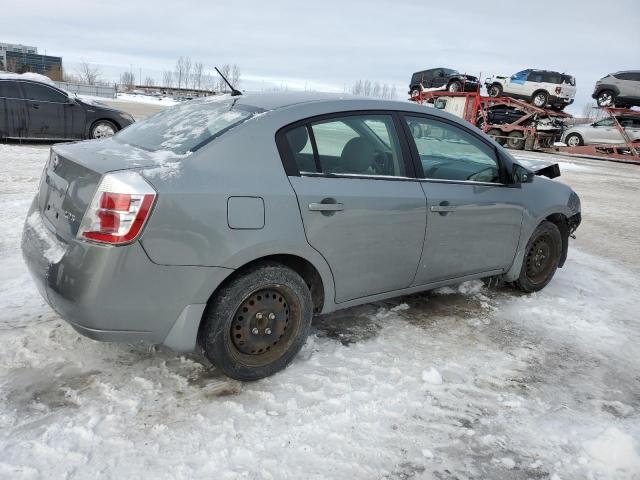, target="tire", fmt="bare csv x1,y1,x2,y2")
506,131,525,150
488,84,502,97
410,88,421,98
565,133,584,147
531,91,549,108
488,128,505,145
90,120,118,139
448,80,463,92
596,90,615,107
515,221,562,292
198,262,313,381
476,117,486,129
